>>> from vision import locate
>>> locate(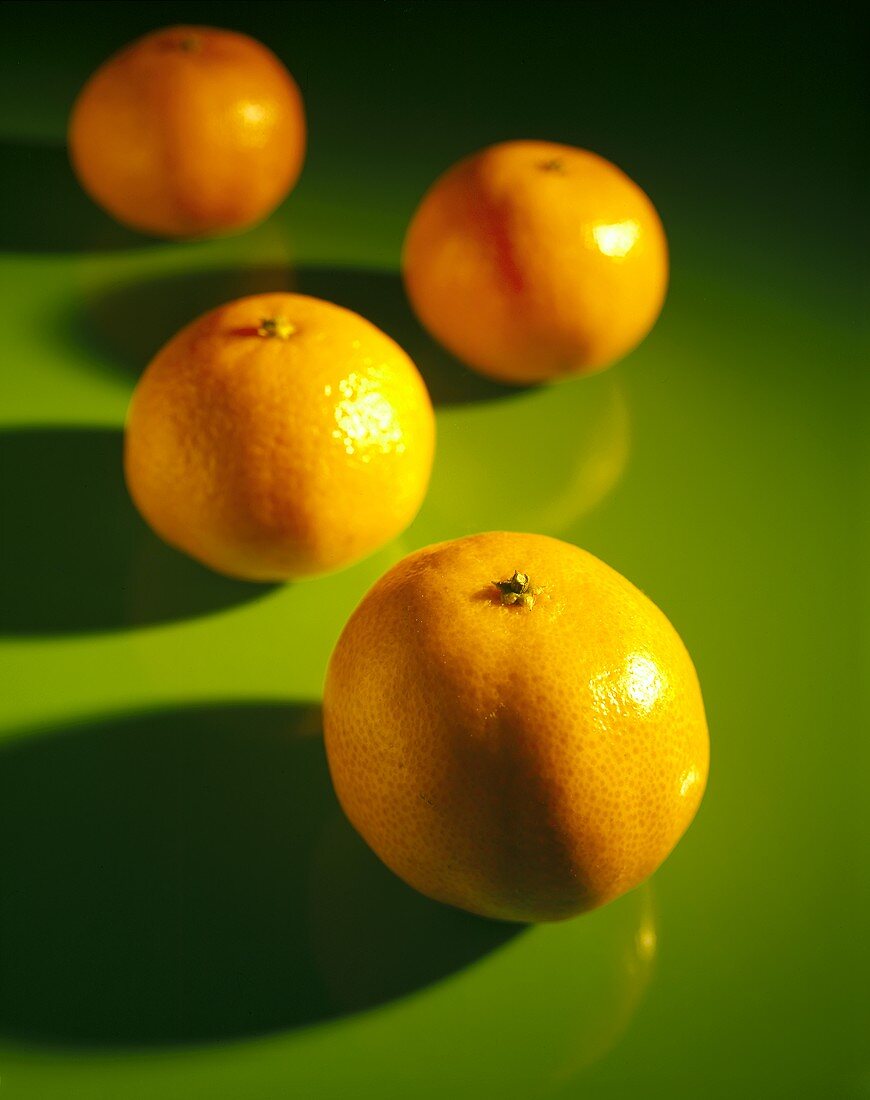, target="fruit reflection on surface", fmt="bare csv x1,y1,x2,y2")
68,25,306,238
419,373,630,542
125,293,435,582
324,532,708,923
403,140,667,384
